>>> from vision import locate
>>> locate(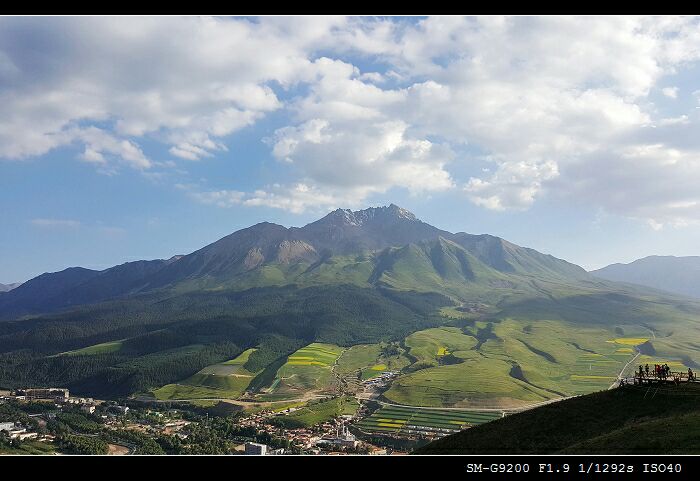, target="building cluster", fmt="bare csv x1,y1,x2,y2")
0,421,42,441
11,388,69,401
